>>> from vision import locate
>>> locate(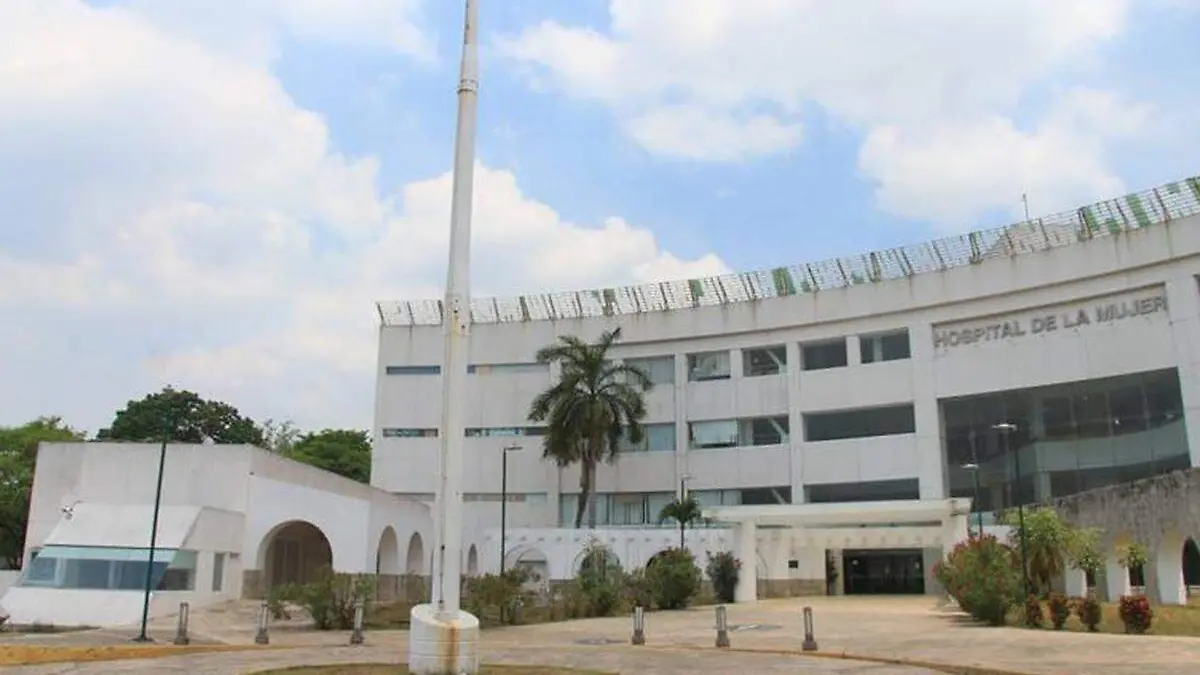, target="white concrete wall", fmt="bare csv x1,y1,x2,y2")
376,216,1200,541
